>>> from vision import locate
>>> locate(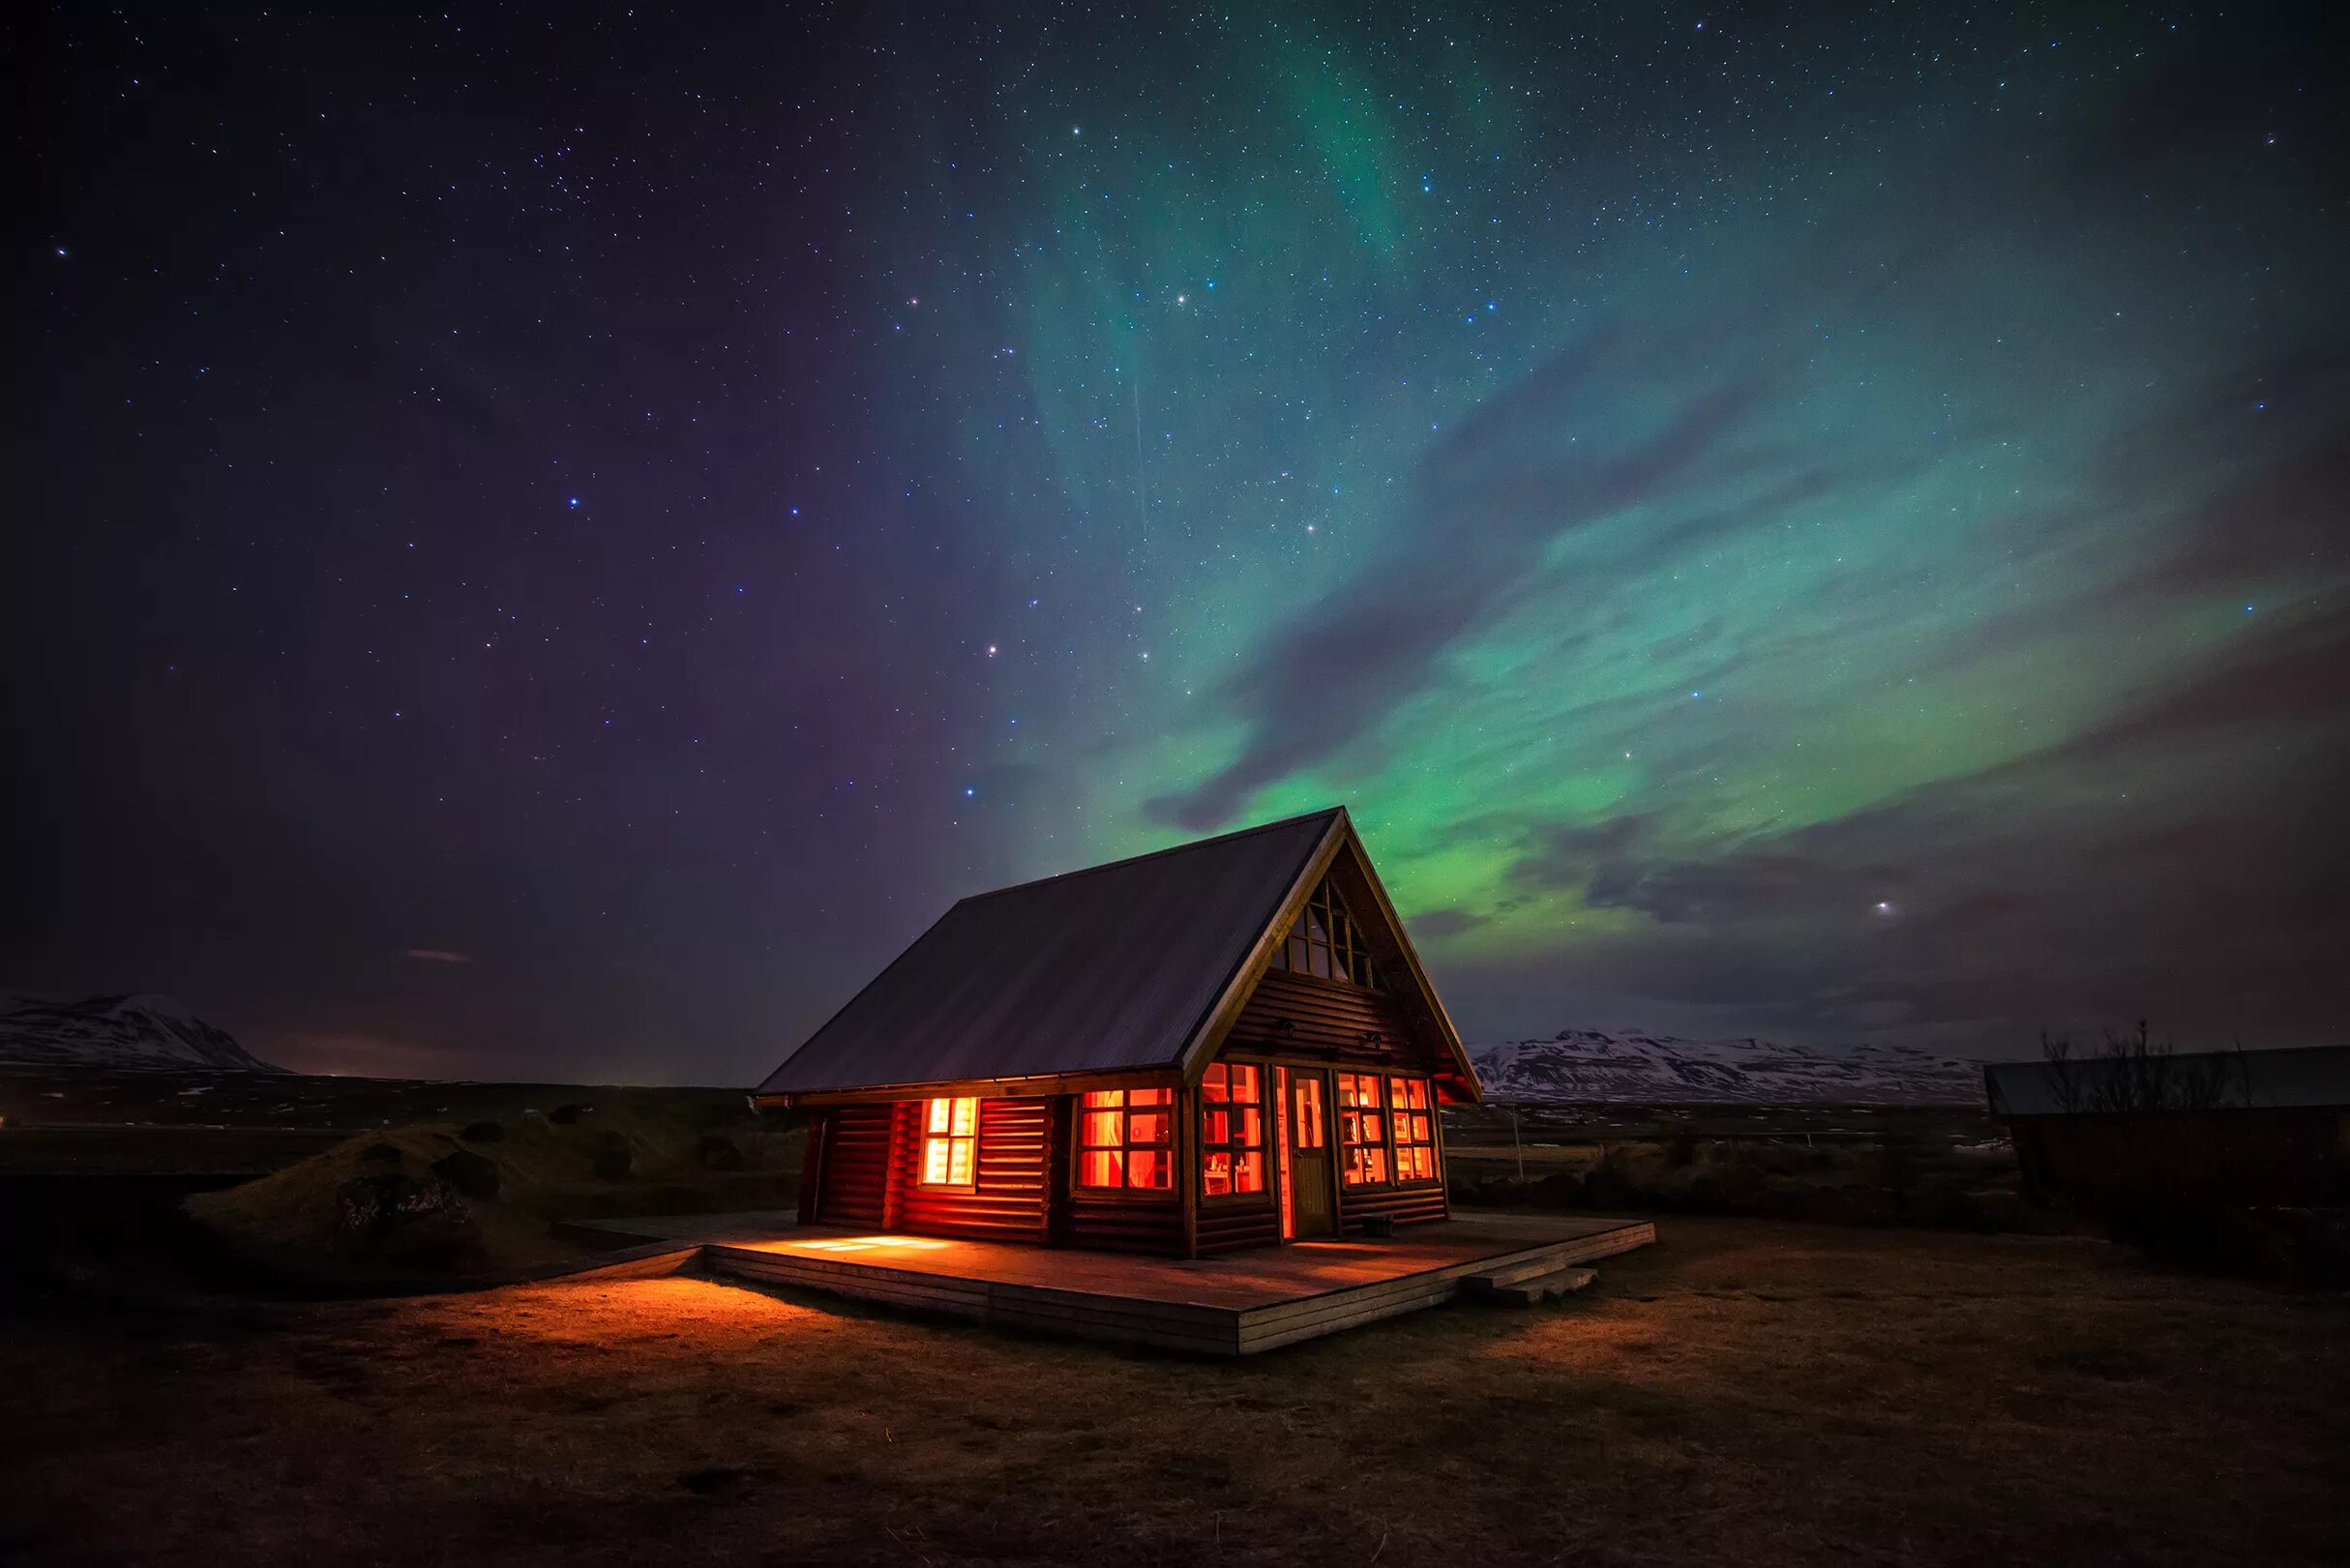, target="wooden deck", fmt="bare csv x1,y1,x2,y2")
562,1210,1655,1354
